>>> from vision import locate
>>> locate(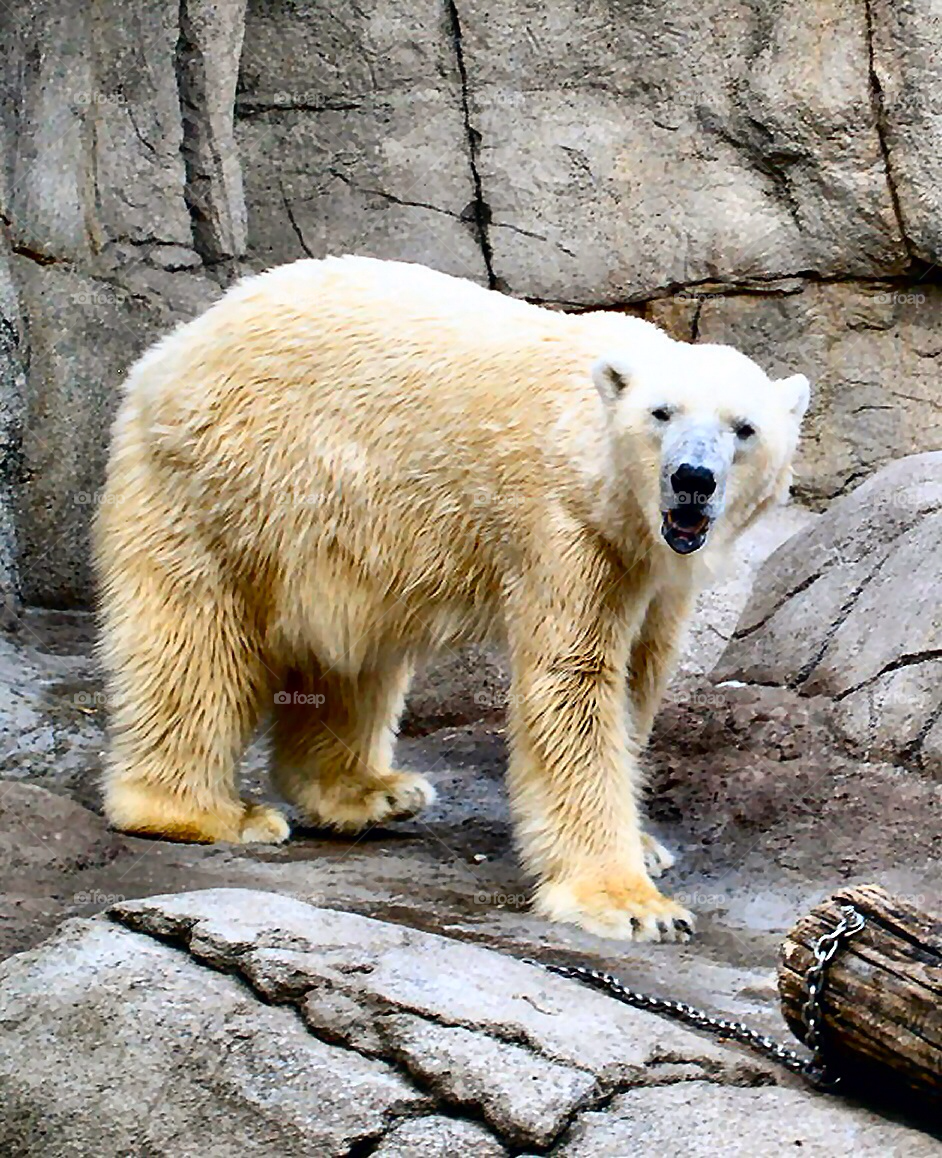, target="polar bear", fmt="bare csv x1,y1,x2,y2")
96,256,809,942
